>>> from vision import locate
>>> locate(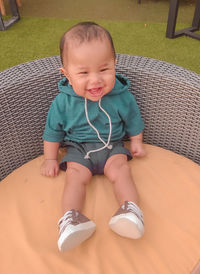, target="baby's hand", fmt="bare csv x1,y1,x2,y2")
131,140,146,157
40,159,59,177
